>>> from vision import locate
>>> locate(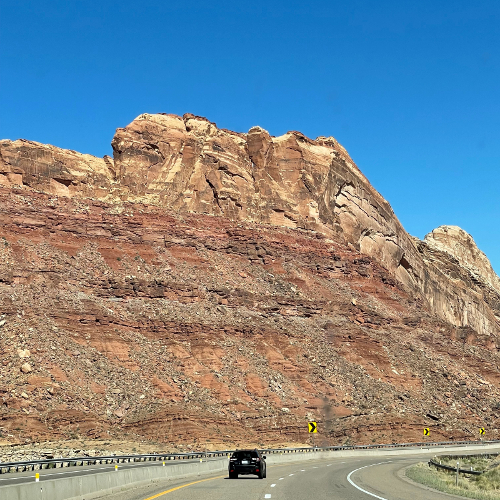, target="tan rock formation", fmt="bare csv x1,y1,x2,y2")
1,113,499,338
0,139,114,198
425,226,500,294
